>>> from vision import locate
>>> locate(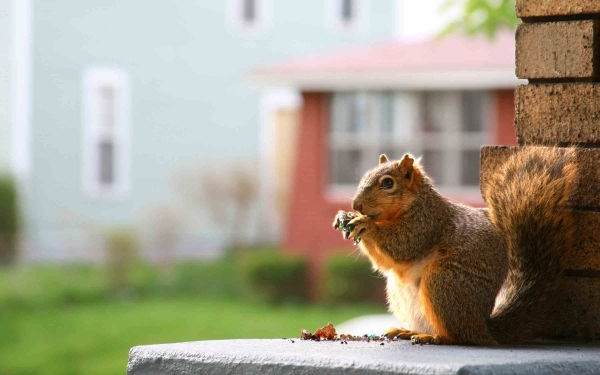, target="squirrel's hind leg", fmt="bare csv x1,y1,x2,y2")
384,327,418,340
421,266,498,346
385,328,443,345
410,334,441,345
